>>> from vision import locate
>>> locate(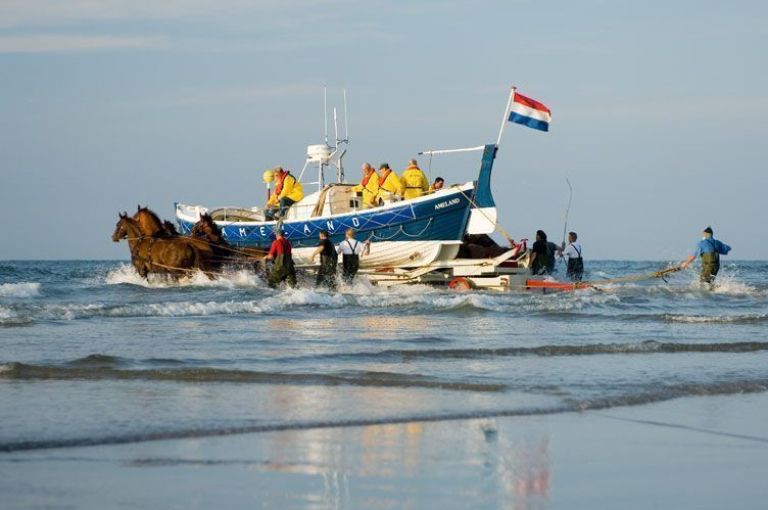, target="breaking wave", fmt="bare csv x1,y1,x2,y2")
0,282,41,298
664,313,768,324
105,264,265,289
